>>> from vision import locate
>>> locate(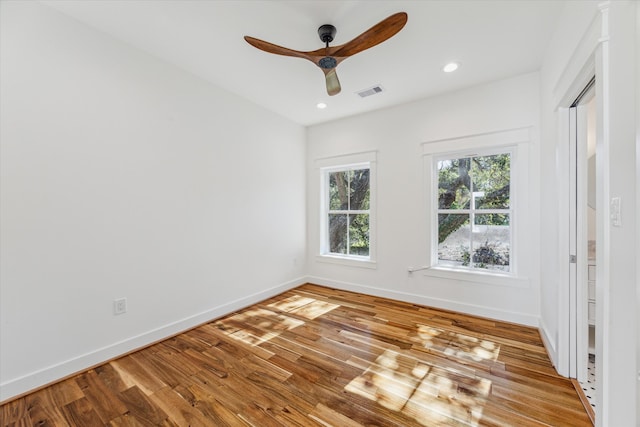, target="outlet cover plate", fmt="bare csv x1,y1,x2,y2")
114,298,127,315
